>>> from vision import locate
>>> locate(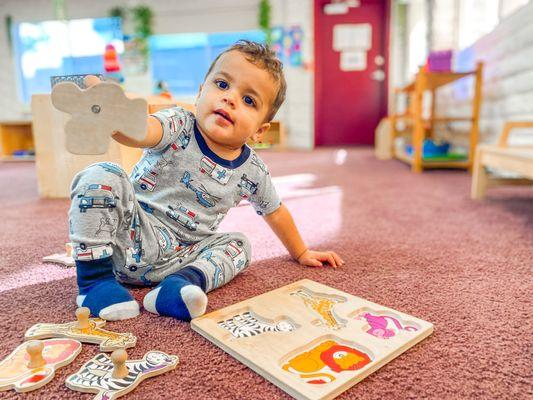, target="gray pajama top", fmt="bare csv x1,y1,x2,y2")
130,106,281,246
